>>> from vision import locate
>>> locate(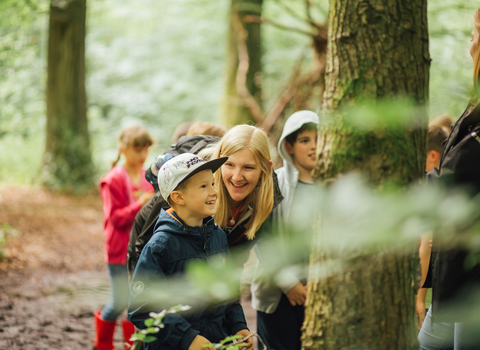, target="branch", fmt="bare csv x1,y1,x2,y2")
261,67,323,132
305,0,313,24
272,0,309,24
232,13,265,124
244,15,316,37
